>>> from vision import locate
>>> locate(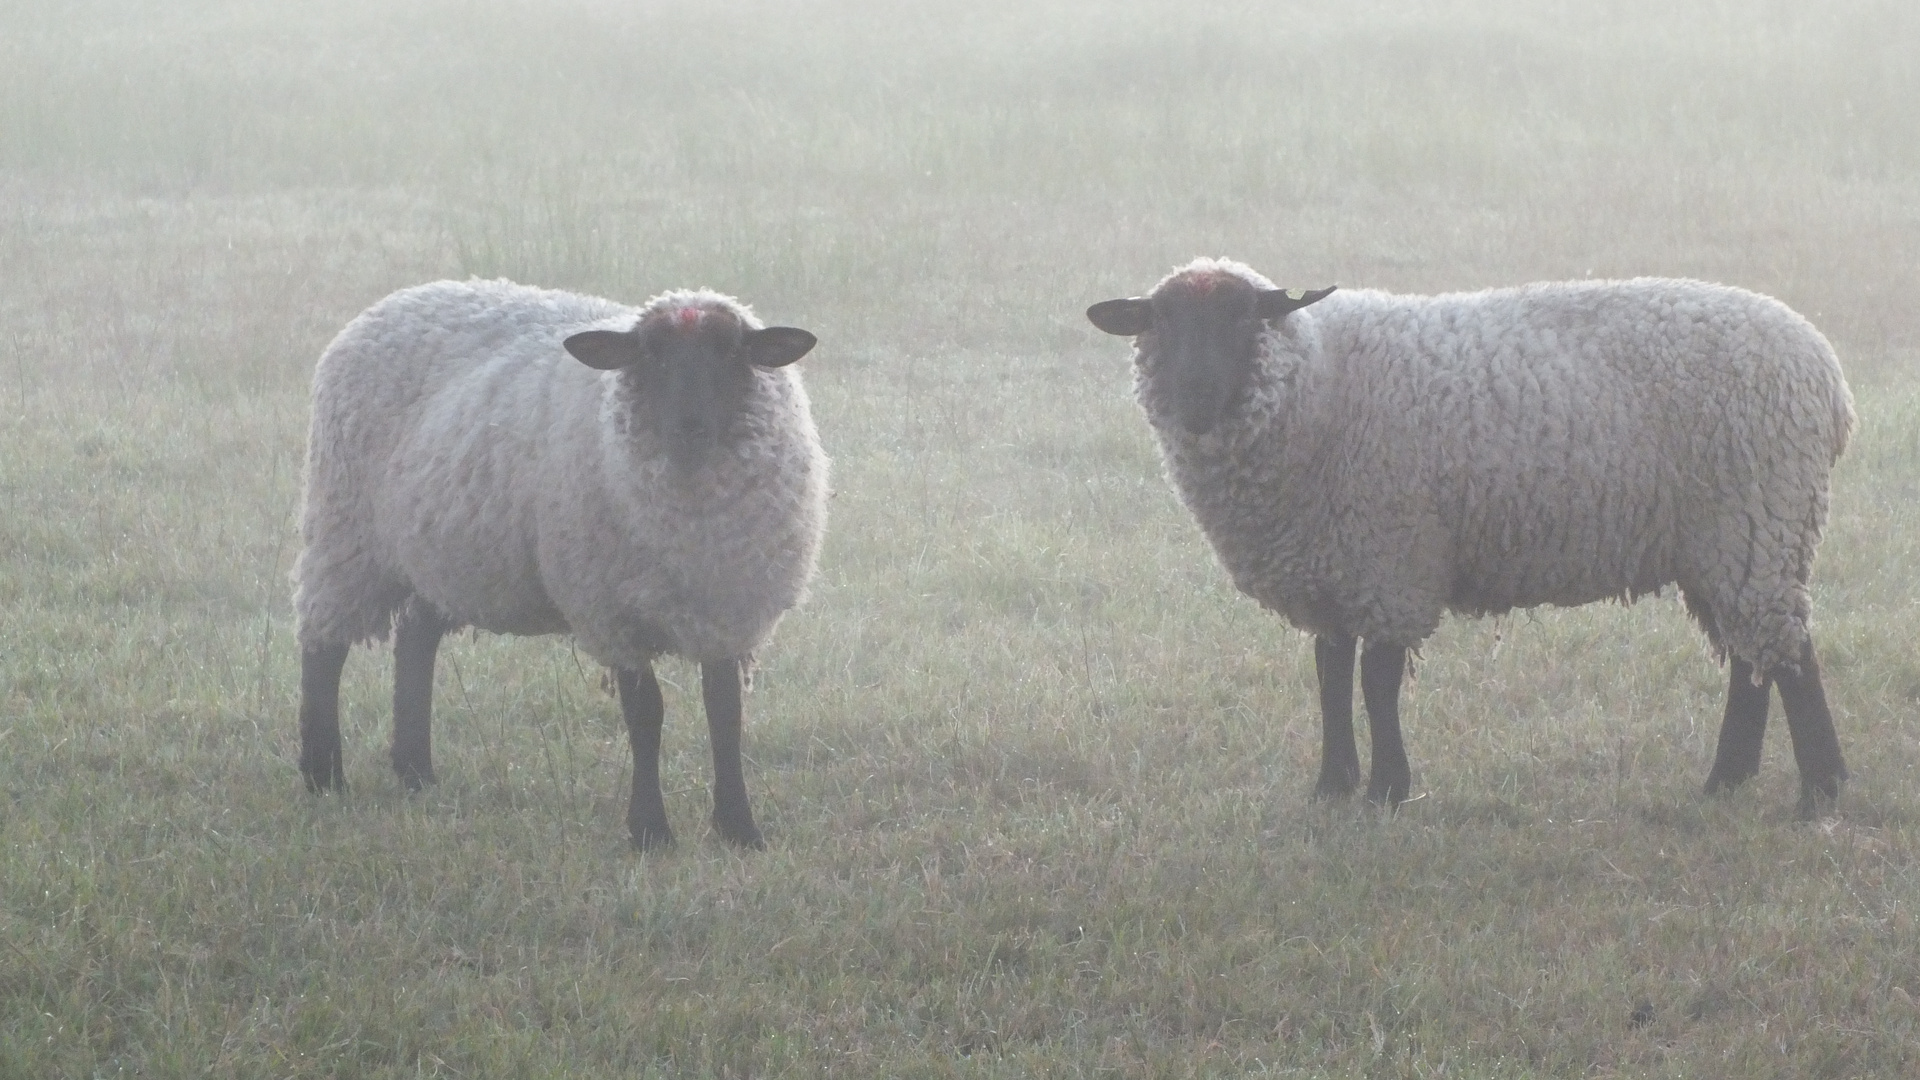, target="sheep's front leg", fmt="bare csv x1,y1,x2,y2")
1360,641,1411,806
702,660,765,849
1704,658,1771,795
1773,645,1848,820
1314,634,1362,797
298,643,351,792
391,600,448,790
616,665,674,850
